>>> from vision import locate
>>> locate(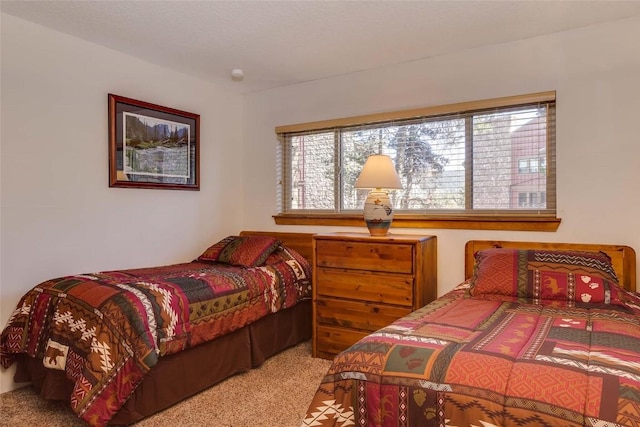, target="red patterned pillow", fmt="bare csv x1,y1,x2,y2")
468,248,621,304
197,236,282,267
